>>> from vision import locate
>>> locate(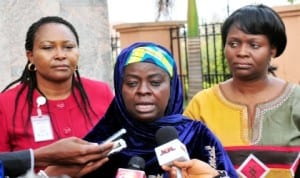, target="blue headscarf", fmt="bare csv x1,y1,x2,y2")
115,42,183,123
84,42,237,178
0,161,3,178
125,44,174,77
